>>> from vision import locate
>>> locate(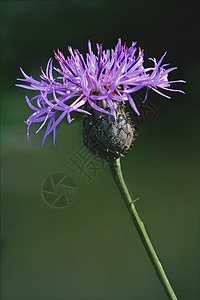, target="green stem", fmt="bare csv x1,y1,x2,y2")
109,158,178,300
